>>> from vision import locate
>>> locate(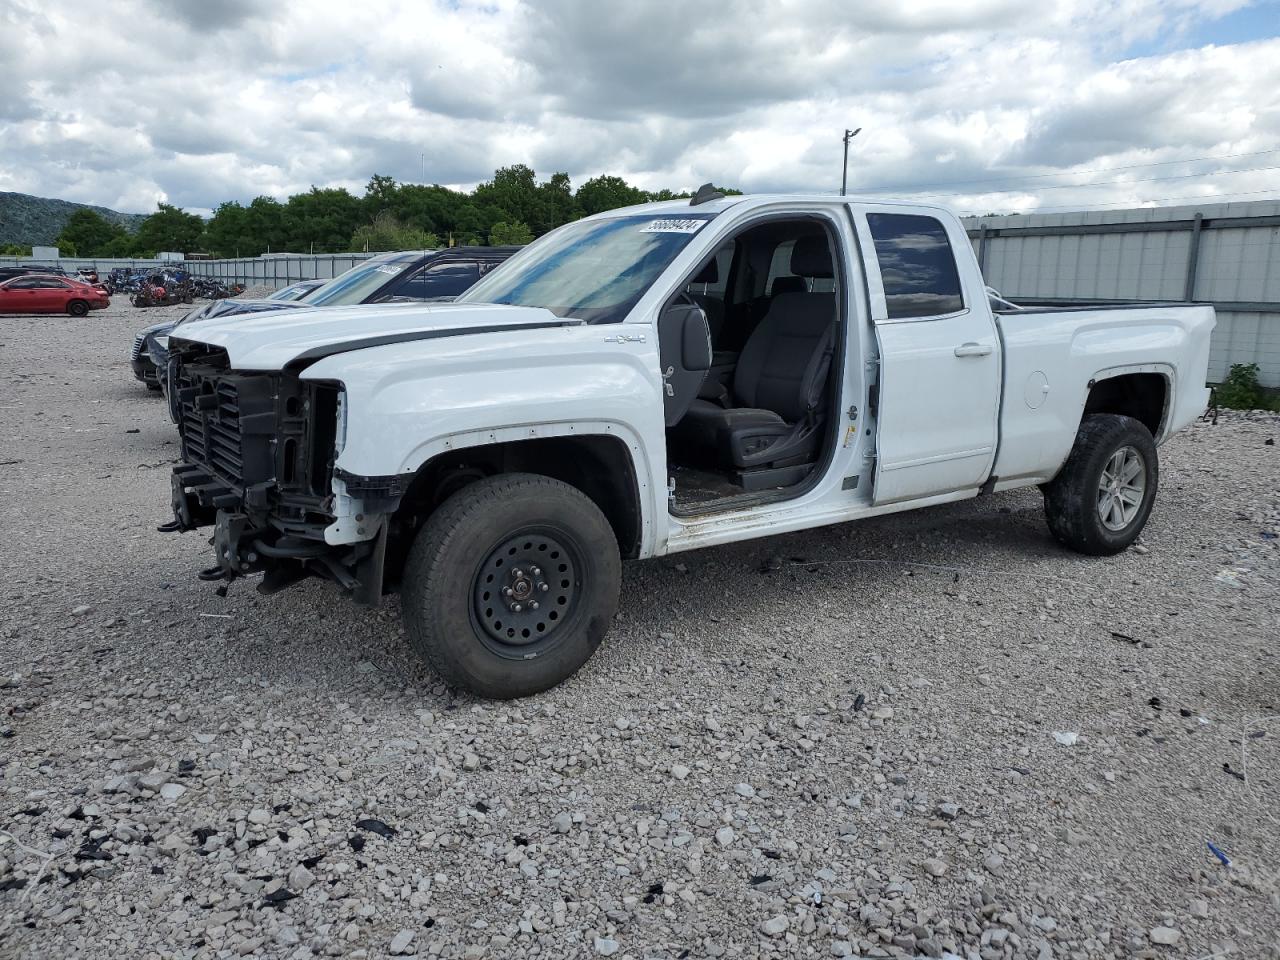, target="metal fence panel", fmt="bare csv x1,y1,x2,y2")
0,253,374,288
